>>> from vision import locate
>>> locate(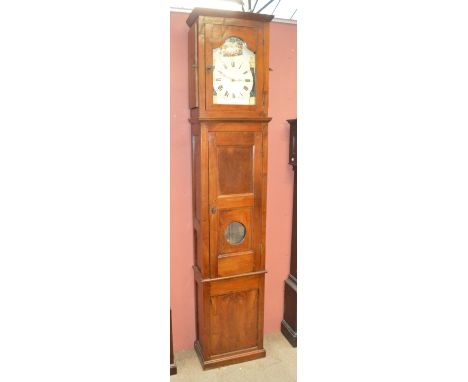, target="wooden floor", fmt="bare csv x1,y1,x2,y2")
171,332,297,382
